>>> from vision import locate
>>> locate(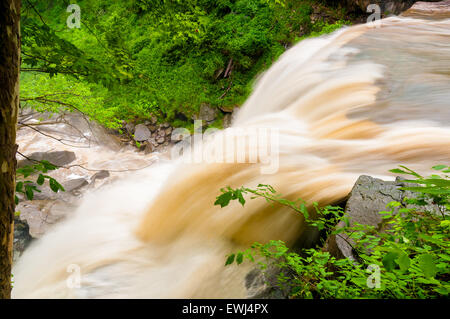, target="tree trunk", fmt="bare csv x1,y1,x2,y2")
0,0,21,299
